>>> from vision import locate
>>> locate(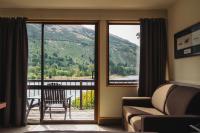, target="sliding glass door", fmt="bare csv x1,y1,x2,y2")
26,22,98,123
